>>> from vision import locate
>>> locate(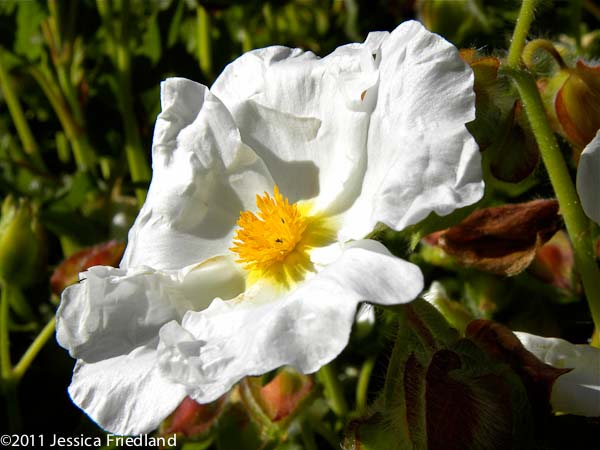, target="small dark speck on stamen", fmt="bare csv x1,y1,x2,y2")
281,218,285,223
275,238,283,243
